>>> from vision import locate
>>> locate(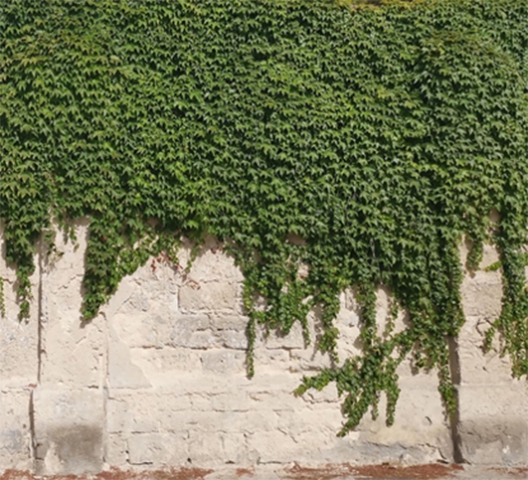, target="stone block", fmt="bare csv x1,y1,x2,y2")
263,322,306,350
209,391,251,412
211,315,248,331
202,350,245,375
183,239,244,284
0,389,32,471
182,331,219,349
243,410,280,433
105,433,128,467
335,288,360,328
108,326,151,389
458,315,515,386
33,387,105,475
110,312,169,349
123,348,203,388
252,347,290,368
458,384,528,465
217,330,247,350
288,348,333,373
107,392,192,434
179,282,239,313
461,269,502,319
358,387,451,456
128,432,189,466
0,313,38,389
0,222,39,389
40,224,106,388
188,431,247,466
246,431,299,464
